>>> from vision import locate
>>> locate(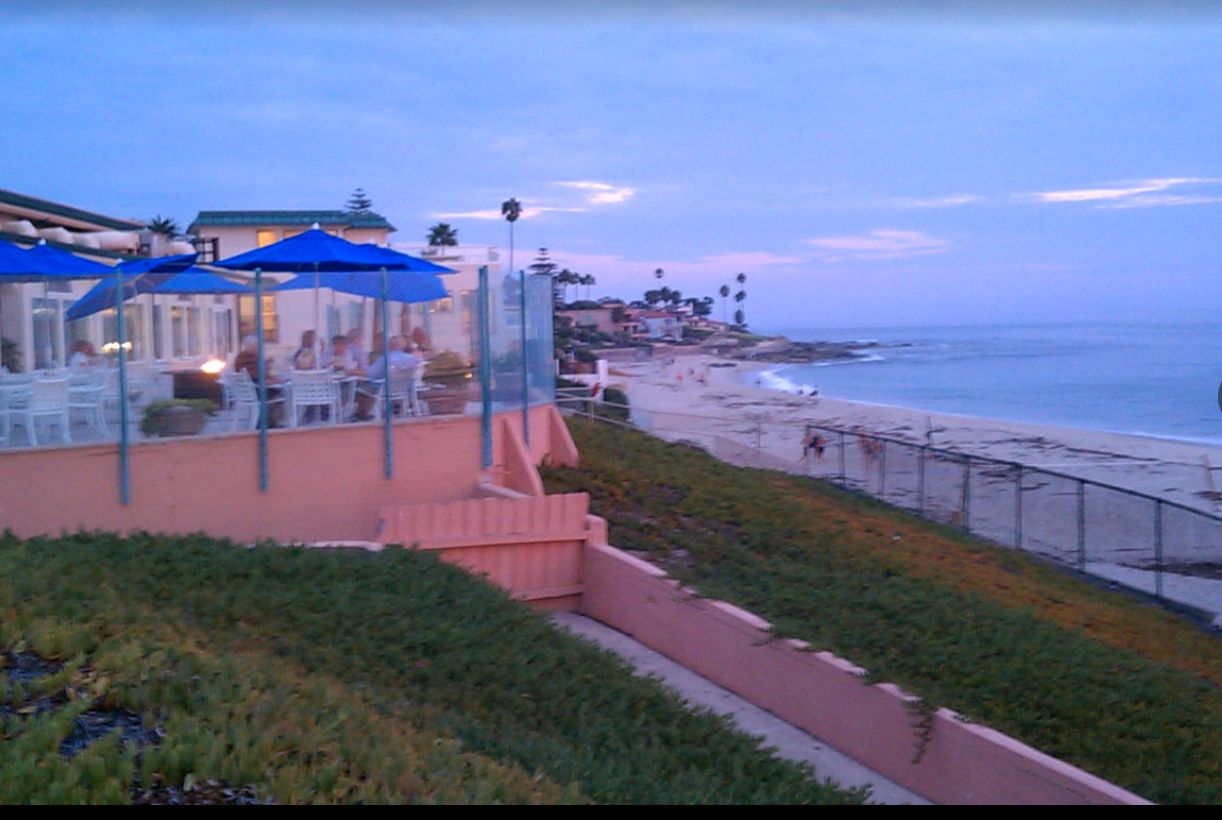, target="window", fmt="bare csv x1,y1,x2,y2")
256,229,277,248
238,294,279,343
